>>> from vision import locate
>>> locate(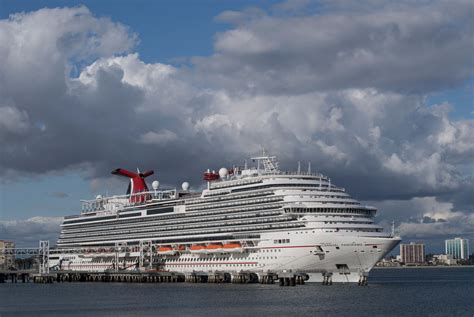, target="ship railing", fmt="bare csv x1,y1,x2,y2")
265,170,327,178
80,189,177,213
236,169,328,178
51,238,265,255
